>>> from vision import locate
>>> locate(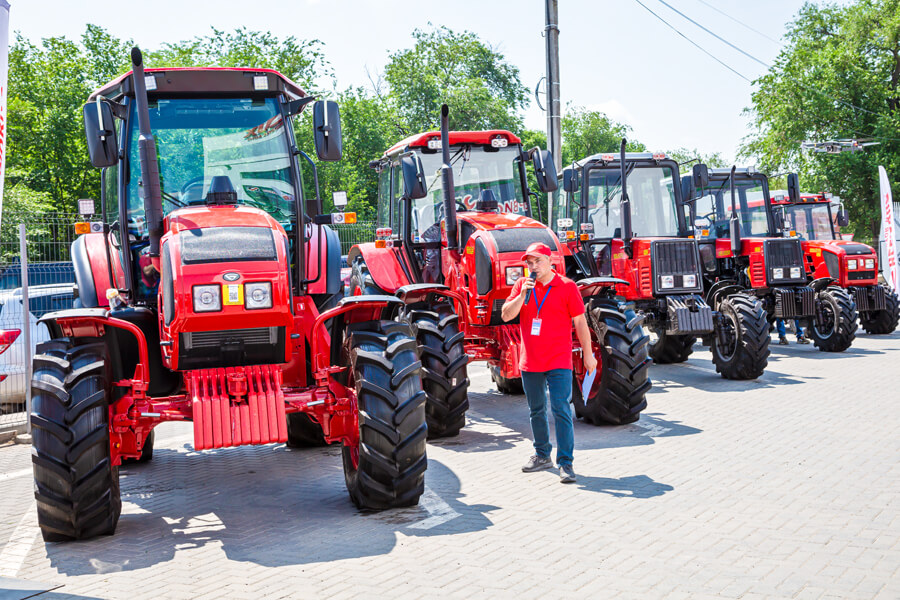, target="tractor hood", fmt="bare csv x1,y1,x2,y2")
801,238,878,286
458,211,544,230
158,205,292,371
